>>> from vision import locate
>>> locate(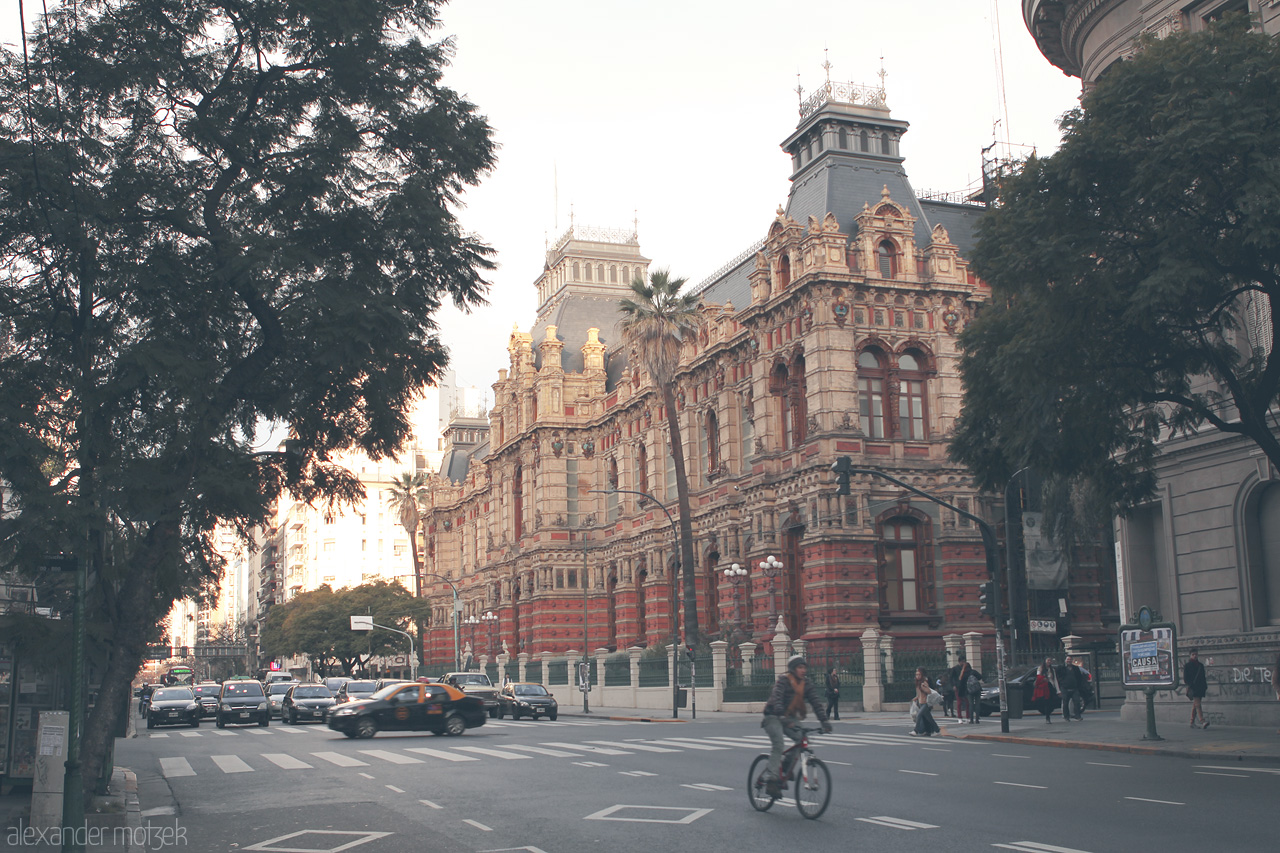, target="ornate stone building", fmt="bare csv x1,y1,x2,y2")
420,79,1115,663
